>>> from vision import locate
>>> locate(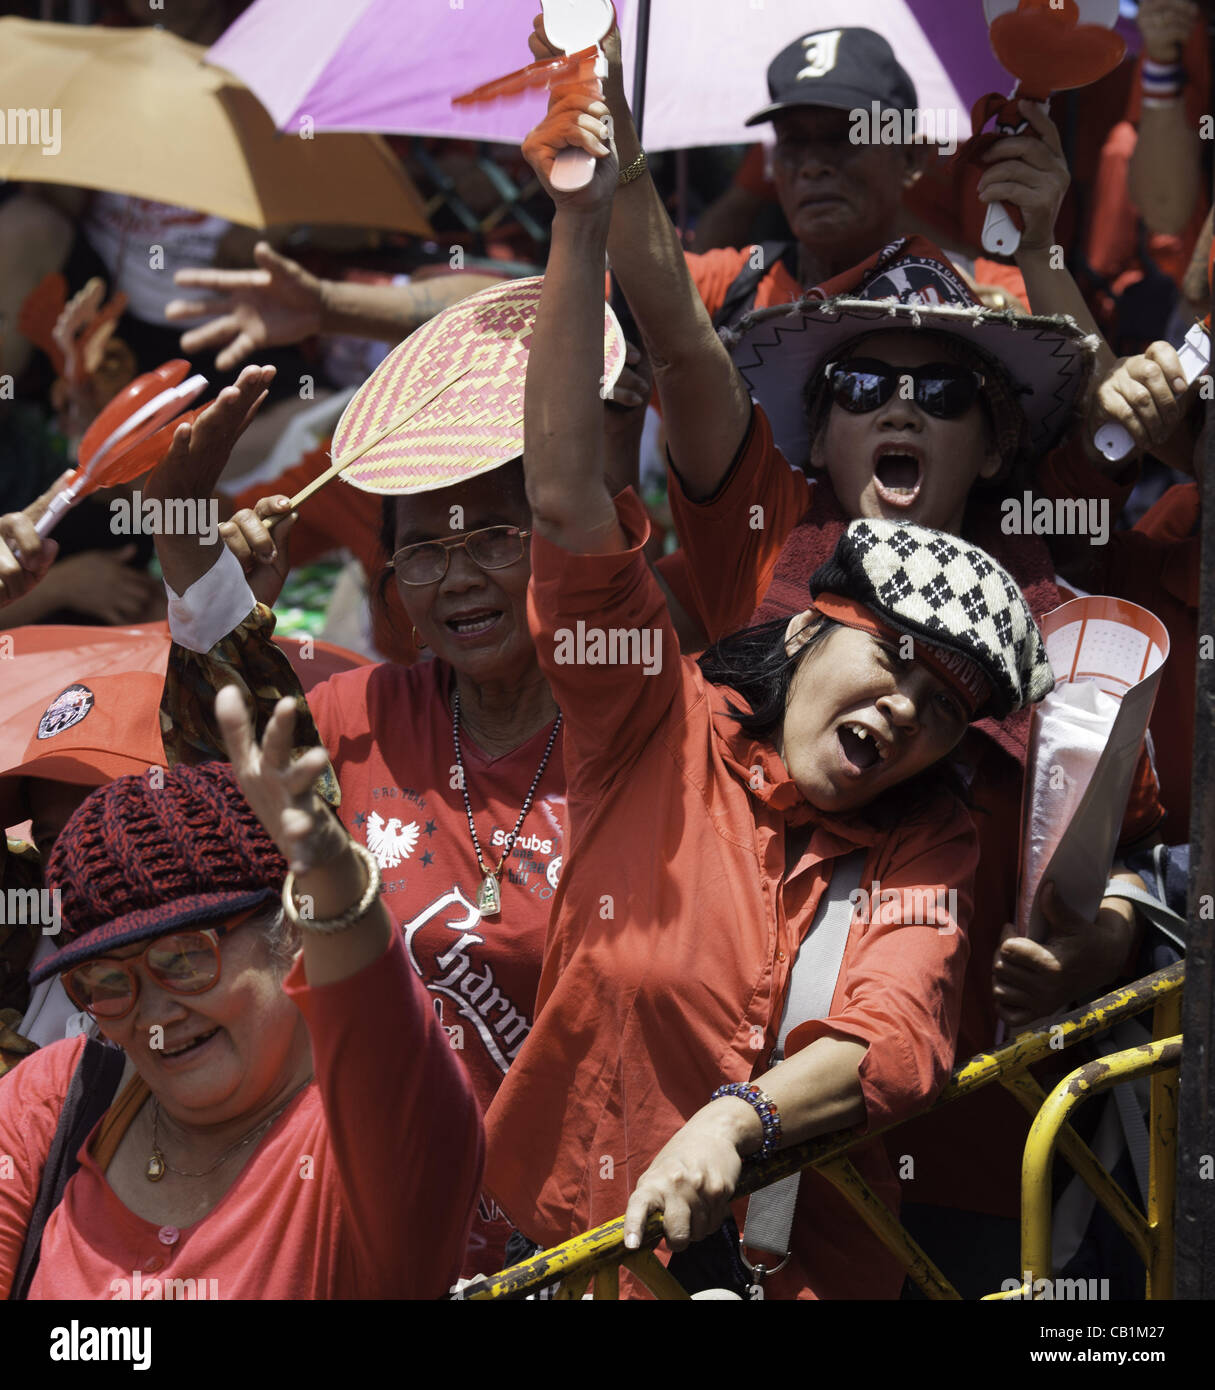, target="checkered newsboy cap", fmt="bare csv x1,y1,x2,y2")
809,520,1055,720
